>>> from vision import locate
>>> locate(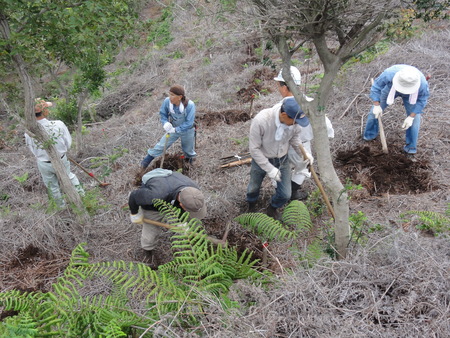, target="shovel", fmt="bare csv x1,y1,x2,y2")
160,133,170,168
371,78,388,154
69,157,111,187
297,144,336,220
